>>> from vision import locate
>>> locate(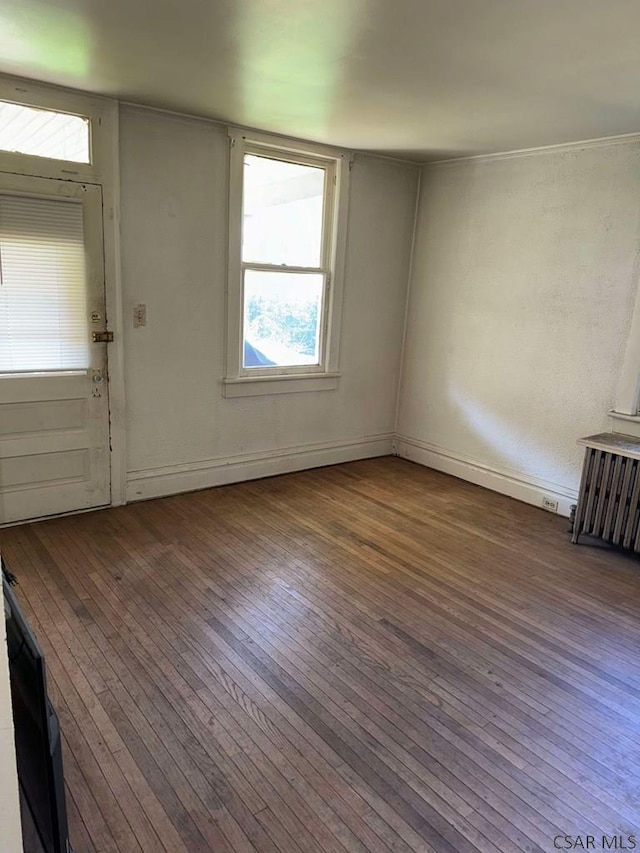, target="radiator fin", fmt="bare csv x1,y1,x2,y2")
573,445,640,552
